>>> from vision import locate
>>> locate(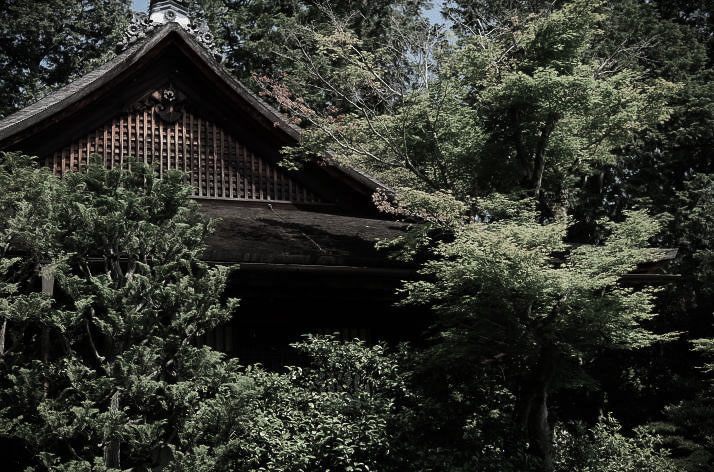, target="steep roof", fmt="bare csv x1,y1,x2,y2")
0,21,384,195
0,17,403,268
